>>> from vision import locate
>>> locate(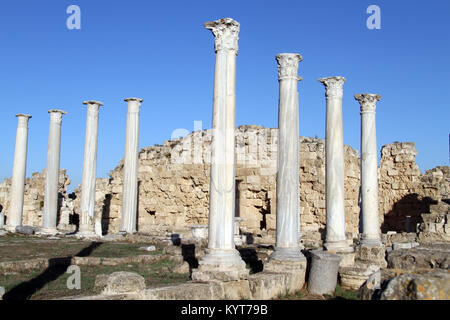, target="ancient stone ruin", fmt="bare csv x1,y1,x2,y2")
0,17,449,301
